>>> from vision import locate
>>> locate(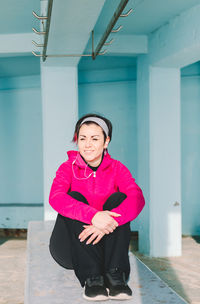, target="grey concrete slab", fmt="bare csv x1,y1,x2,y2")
24,221,188,304
0,205,43,229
